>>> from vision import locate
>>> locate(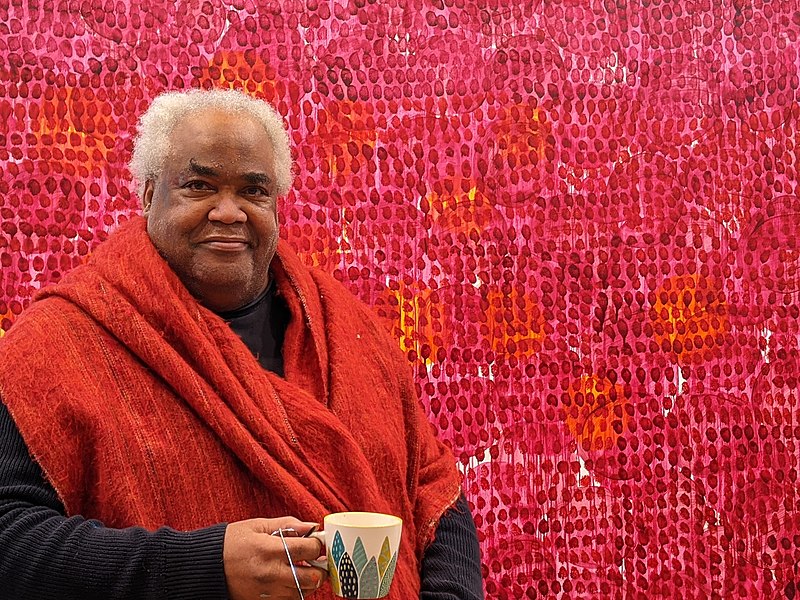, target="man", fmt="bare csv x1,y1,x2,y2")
0,89,483,599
